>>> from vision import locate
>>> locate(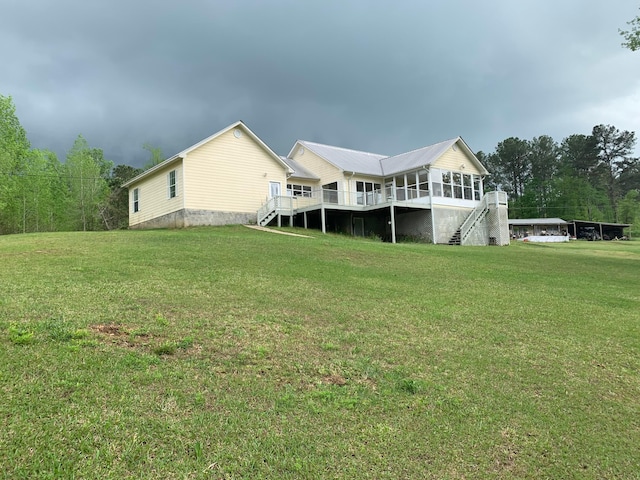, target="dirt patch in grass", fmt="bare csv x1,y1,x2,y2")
93,323,126,336
323,374,348,386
